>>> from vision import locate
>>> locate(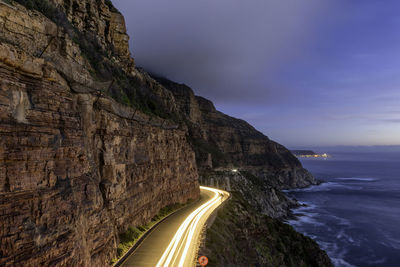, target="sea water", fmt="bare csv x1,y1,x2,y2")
285,152,400,267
